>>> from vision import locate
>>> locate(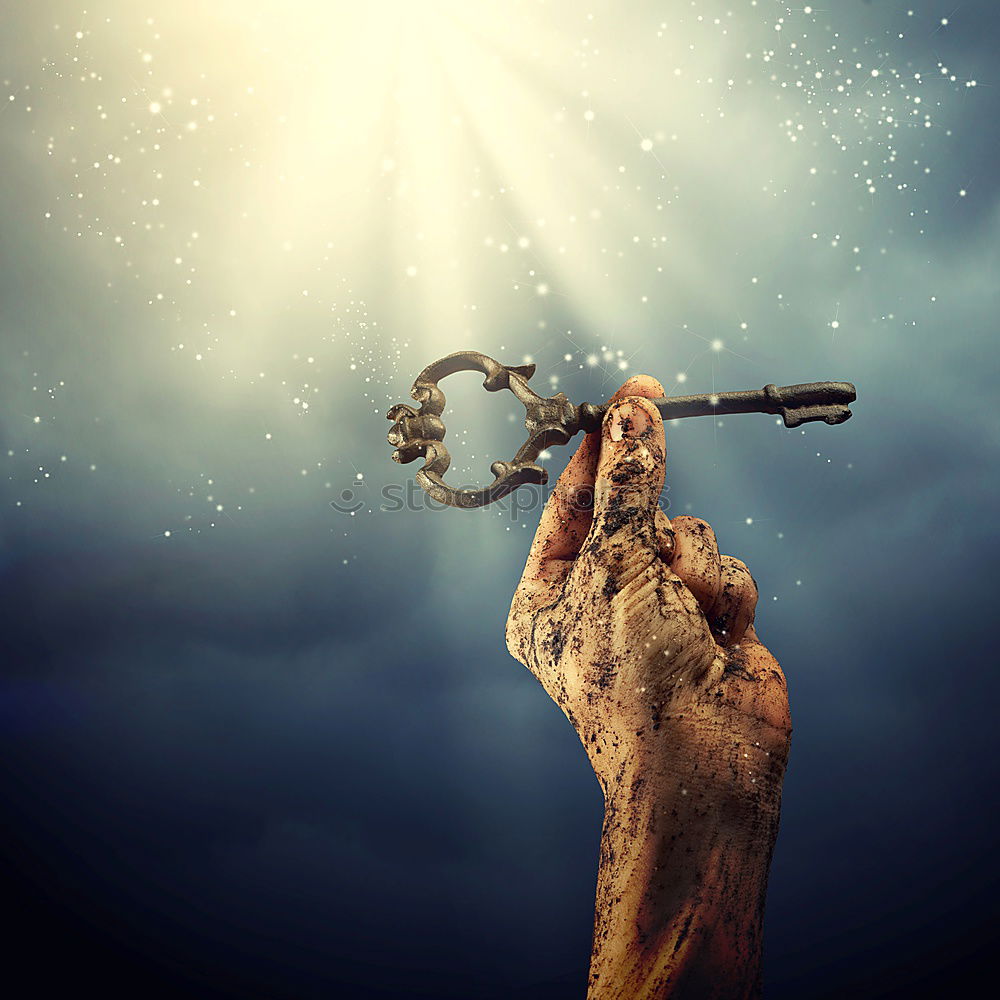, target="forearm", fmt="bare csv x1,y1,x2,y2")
587,723,786,1000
